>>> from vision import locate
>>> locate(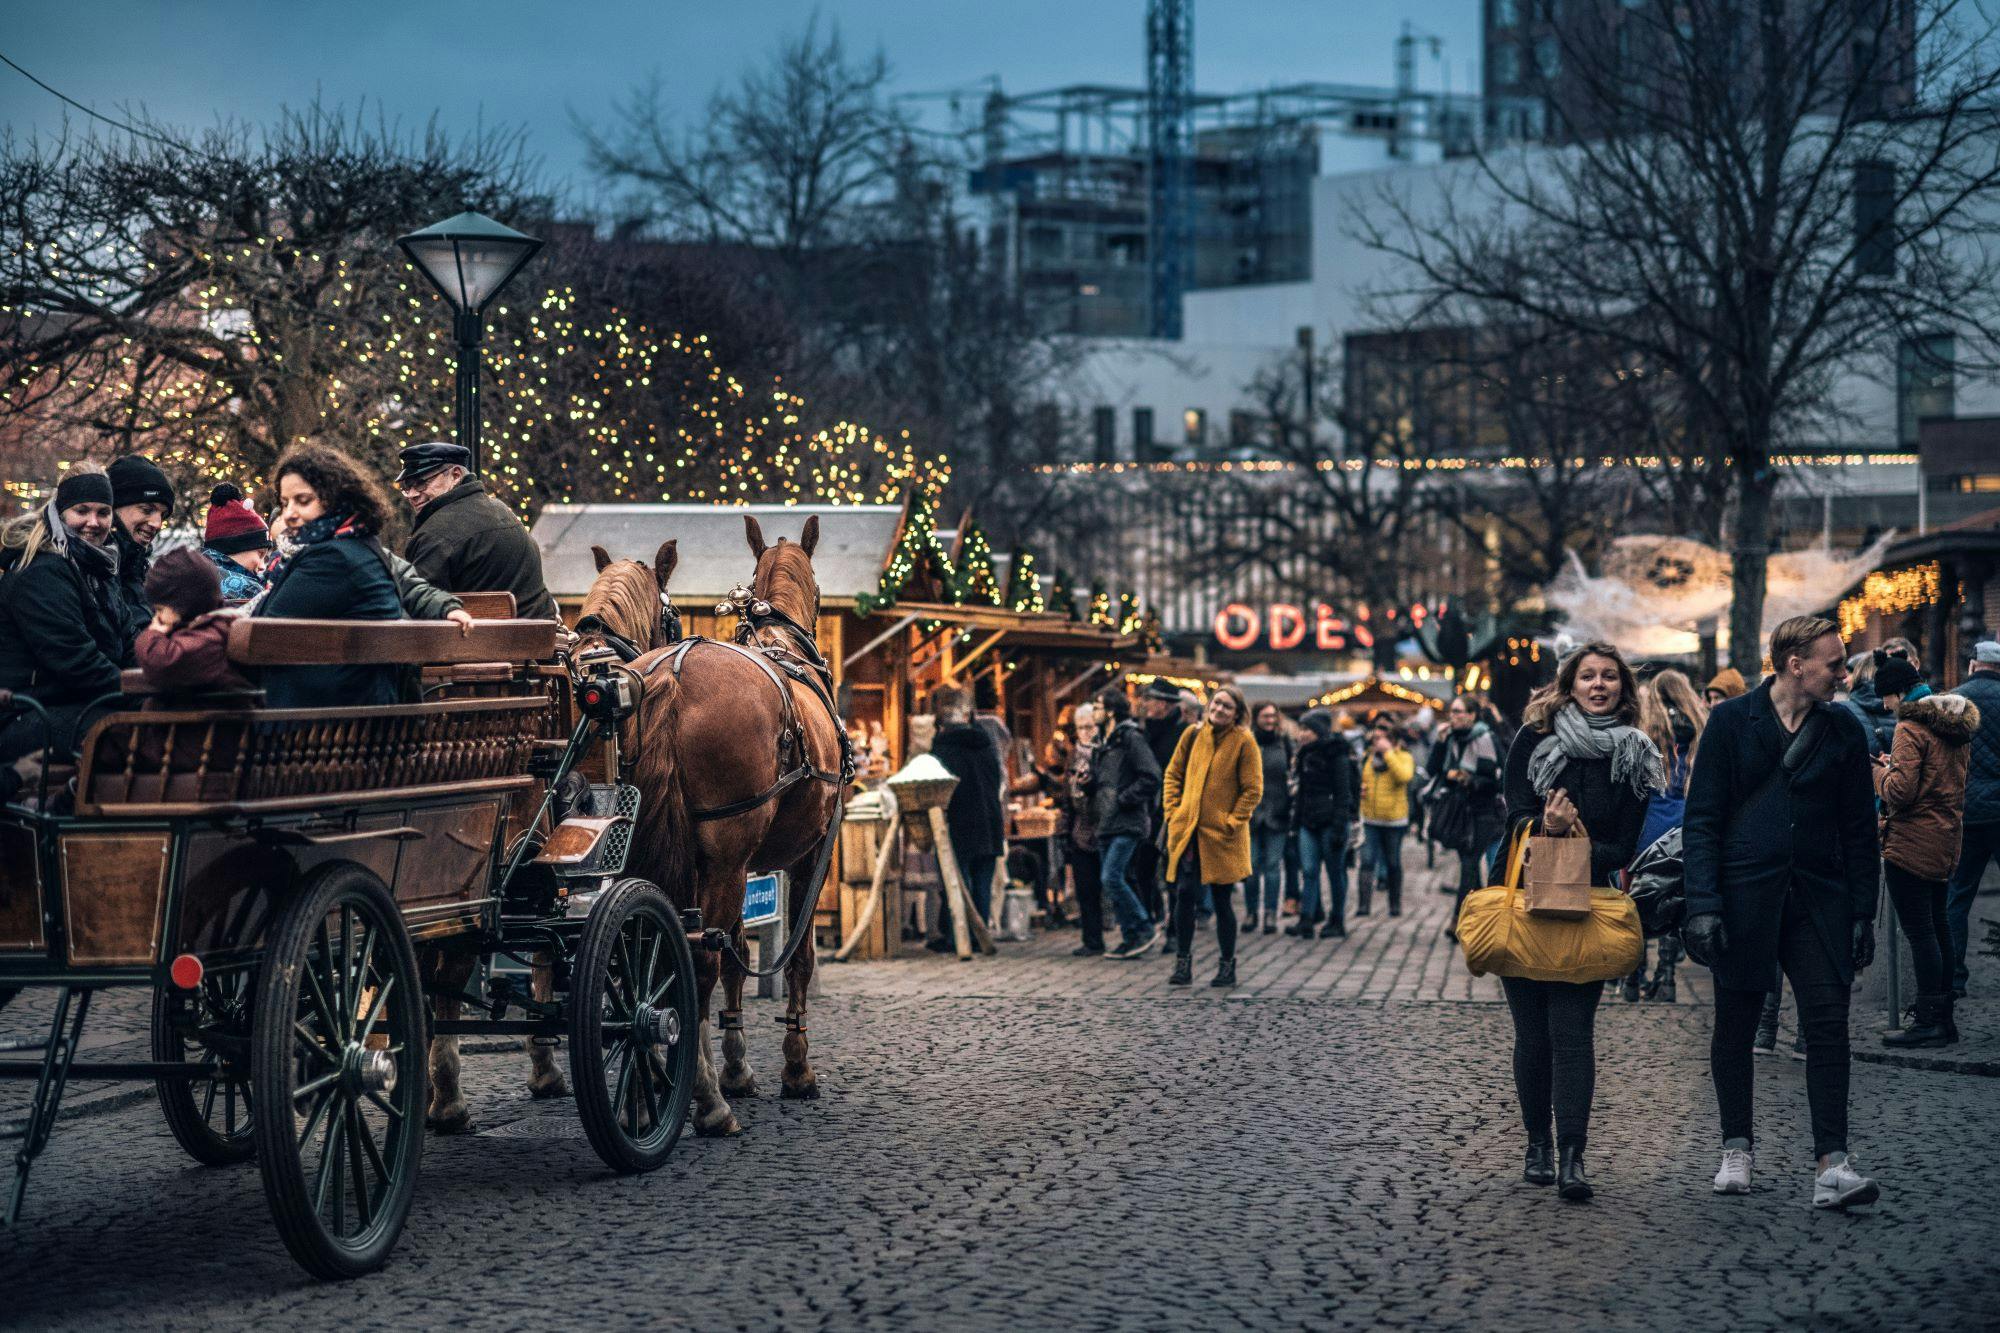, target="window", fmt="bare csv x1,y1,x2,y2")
1855,160,1896,278
1132,406,1155,458
1184,408,1207,448
1092,406,1116,463
1494,0,1519,26
1534,36,1560,79
1492,43,1521,85
1898,334,1955,446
